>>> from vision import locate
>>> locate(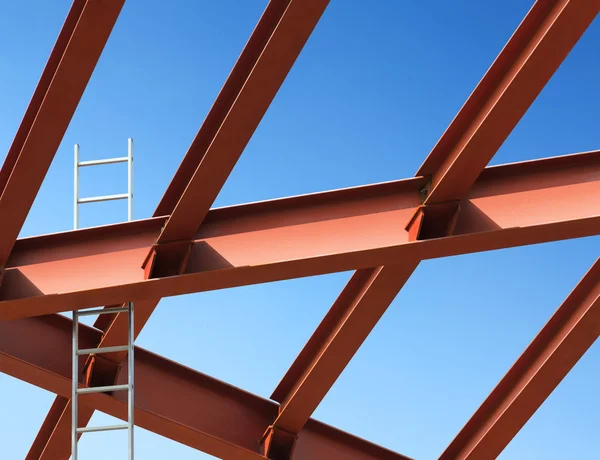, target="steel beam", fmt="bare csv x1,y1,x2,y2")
0,152,598,320
33,3,334,451
0,315,411,460
440,258,600,460
417,0,598,204
265,264,418,451
27,397,94,460
0,0,85,196
0,0,124,267
155,0,288,216
157,0,330,243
